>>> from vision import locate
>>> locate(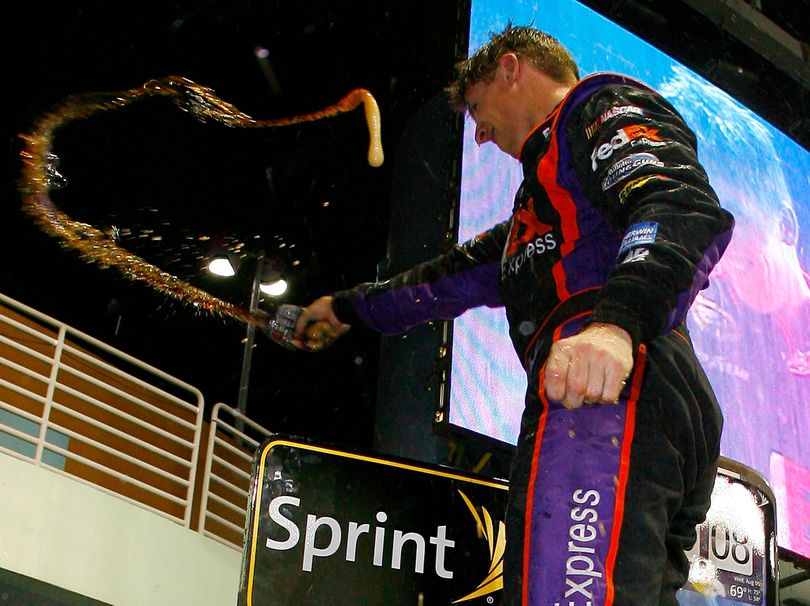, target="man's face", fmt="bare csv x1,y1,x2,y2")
465,71,525,159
